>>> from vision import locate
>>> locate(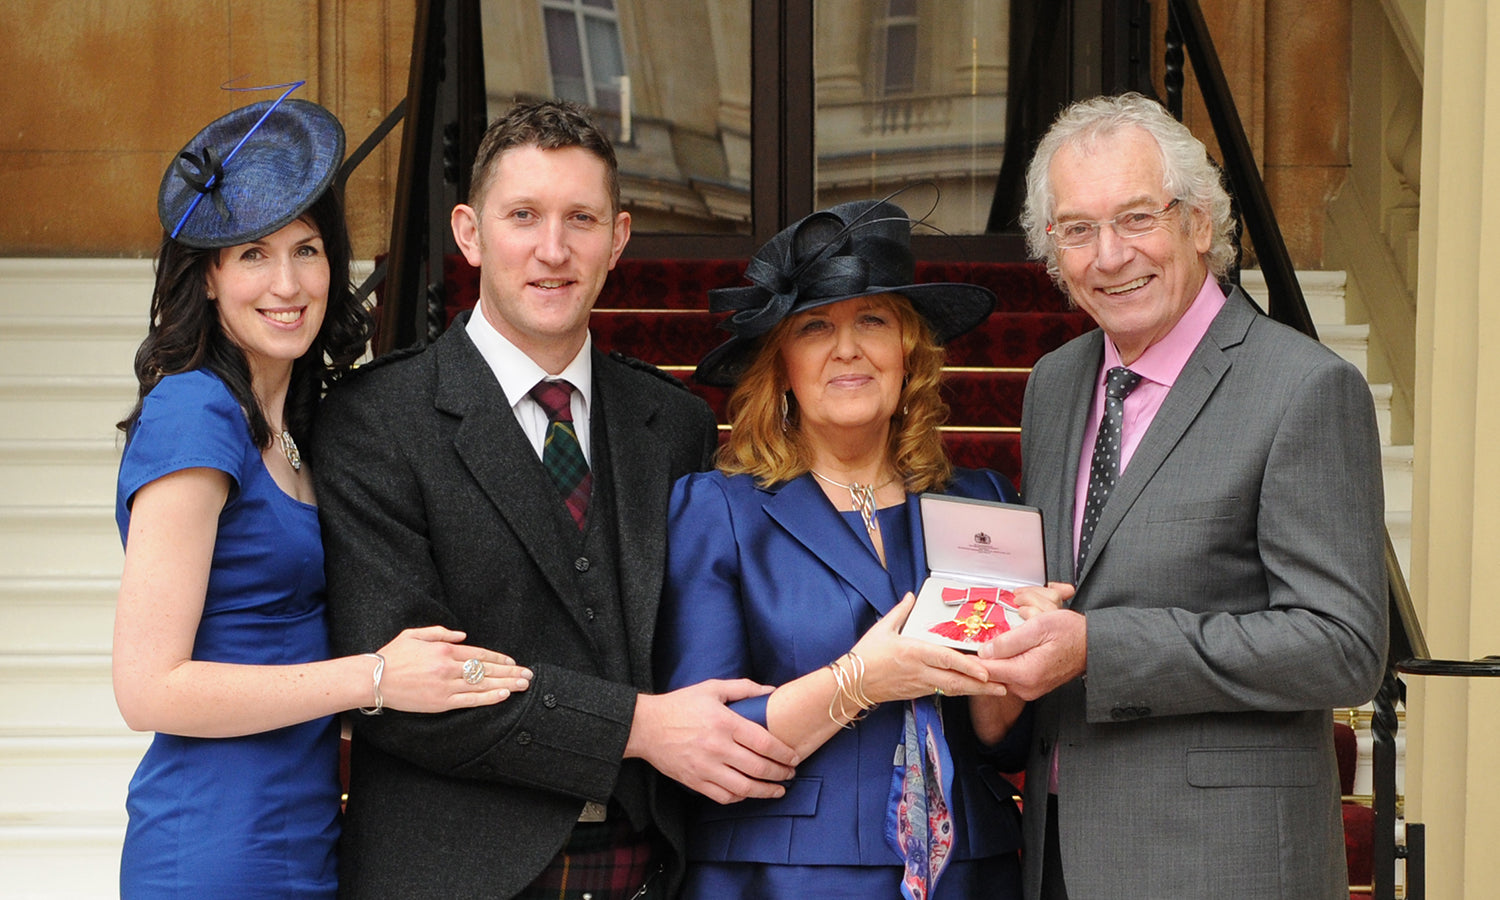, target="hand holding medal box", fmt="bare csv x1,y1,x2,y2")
899,494,1047,652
